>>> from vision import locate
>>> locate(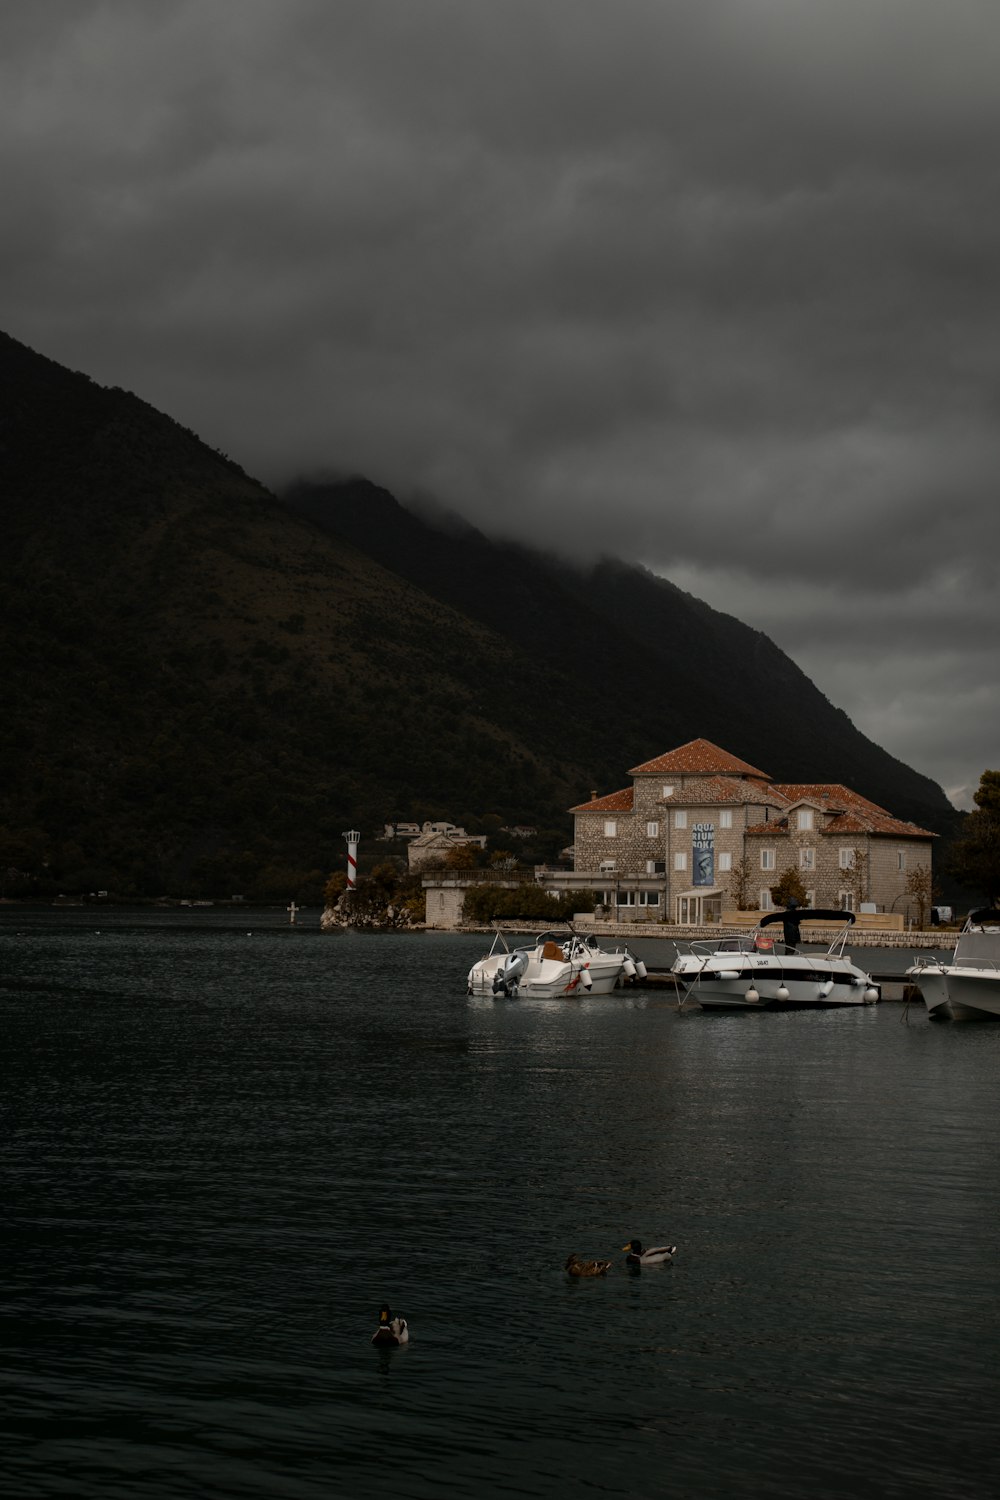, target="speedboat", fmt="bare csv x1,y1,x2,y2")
566,933,646,993
671,909,879,1011
905,908,1000,1021
467,929,646,998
